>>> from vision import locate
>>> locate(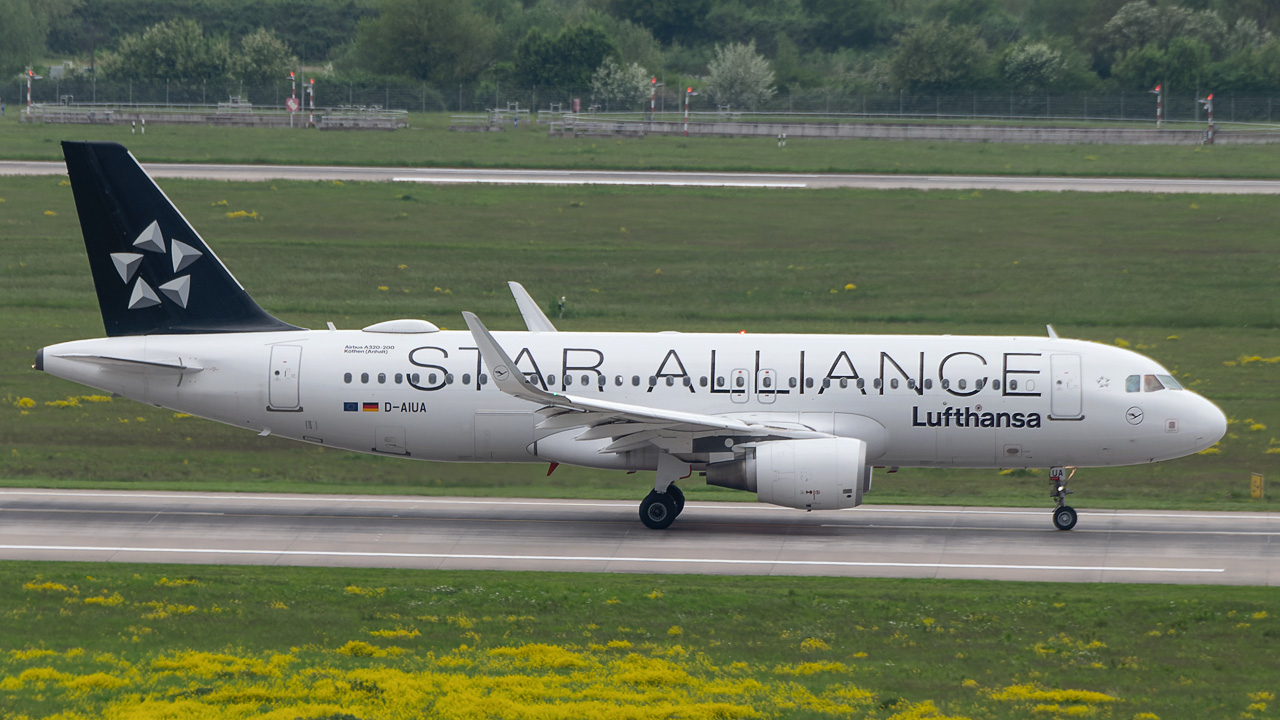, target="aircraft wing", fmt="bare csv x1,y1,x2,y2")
462,312,826,451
